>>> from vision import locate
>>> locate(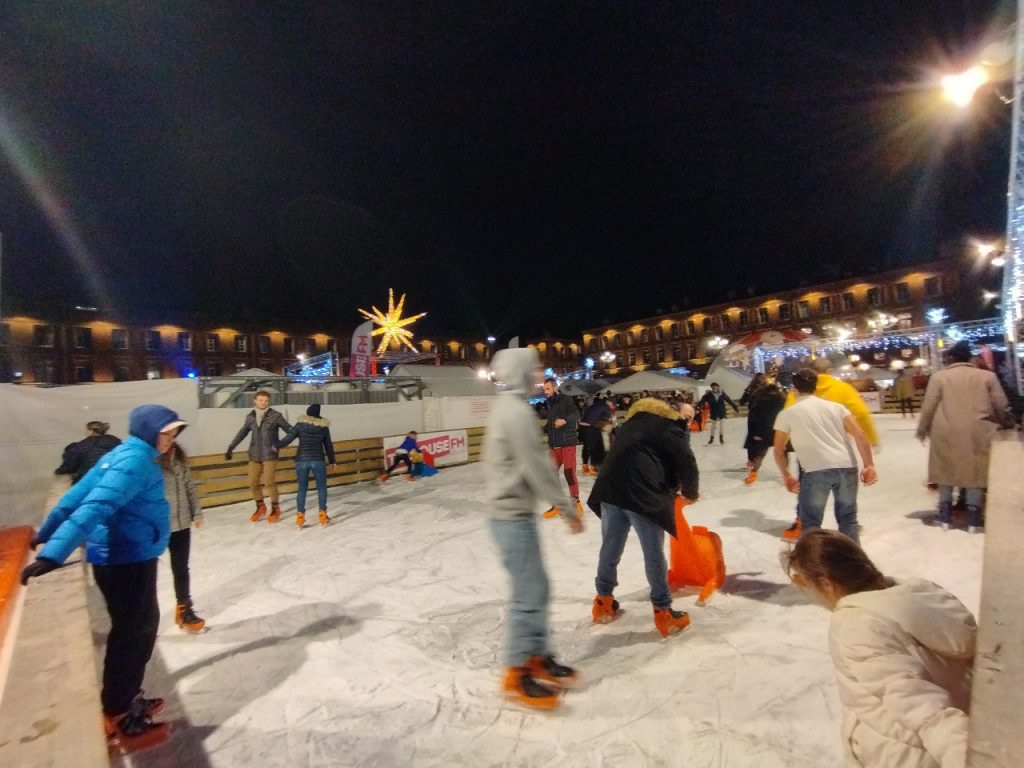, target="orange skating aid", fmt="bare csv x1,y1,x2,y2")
666,497,726,605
